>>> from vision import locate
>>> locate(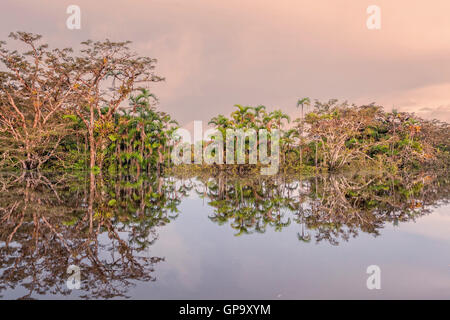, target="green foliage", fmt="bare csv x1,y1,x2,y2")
202,99,449,174
53,88,178,173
